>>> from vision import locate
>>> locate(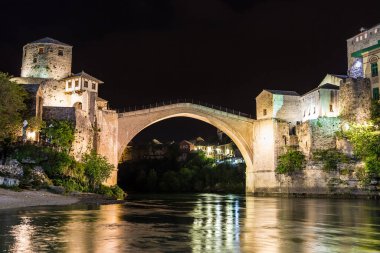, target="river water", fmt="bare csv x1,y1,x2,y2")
0,194,380,253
